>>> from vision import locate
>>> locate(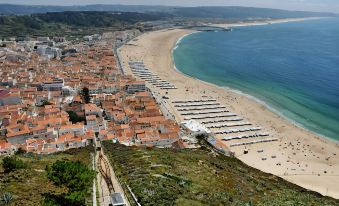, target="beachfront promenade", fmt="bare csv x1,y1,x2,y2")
117,28,339,199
